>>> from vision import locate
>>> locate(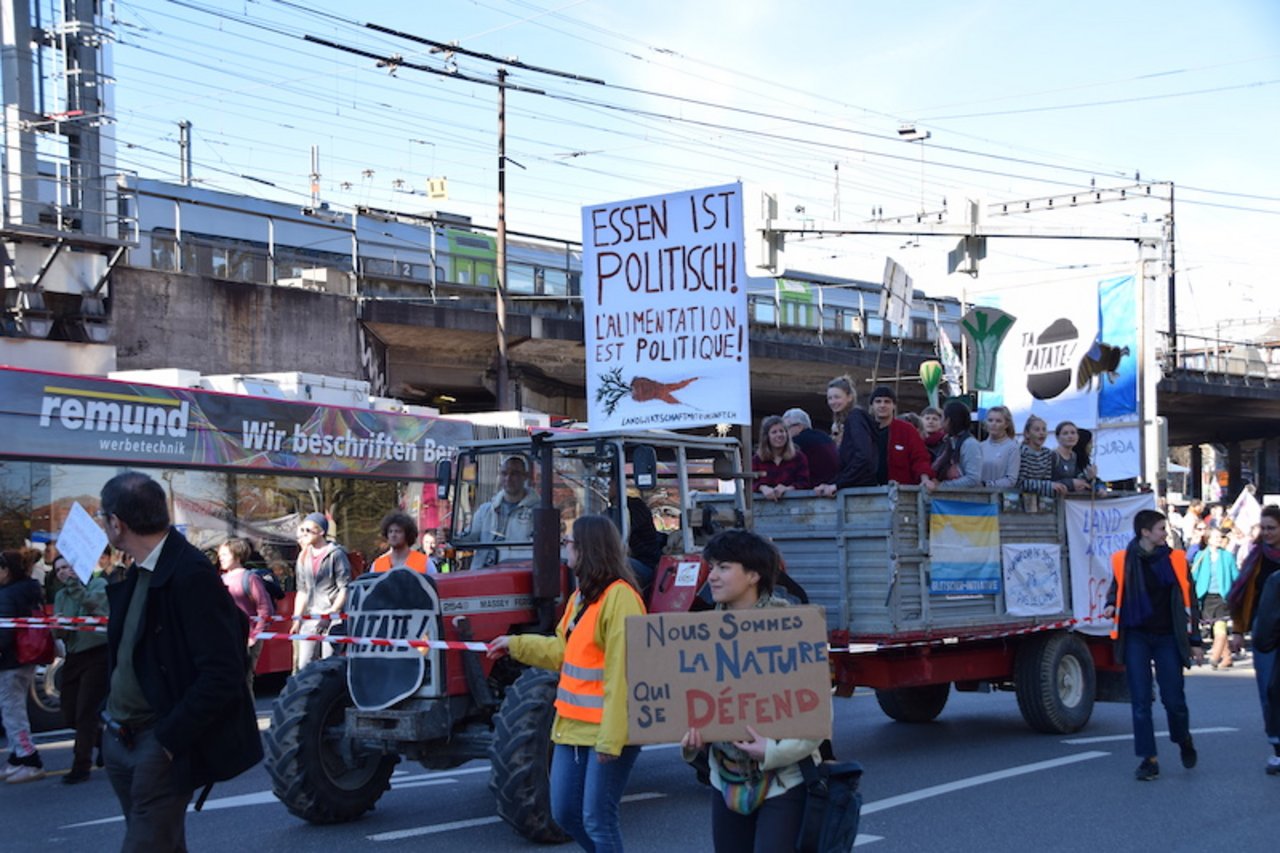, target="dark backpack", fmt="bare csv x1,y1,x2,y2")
796,758,864,853
241,568,284,615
